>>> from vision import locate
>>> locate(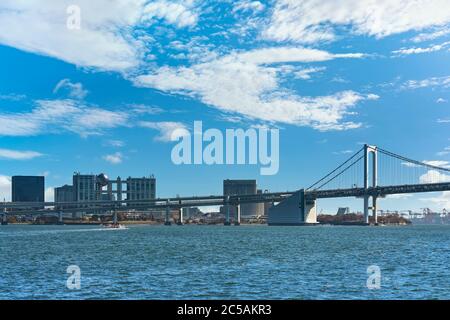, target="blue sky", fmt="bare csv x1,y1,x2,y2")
0,0,449,213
